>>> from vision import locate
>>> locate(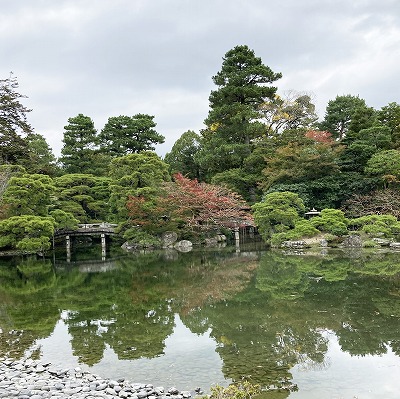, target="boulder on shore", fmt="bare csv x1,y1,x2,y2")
174,240,193,252
341,235,363,248
161,231,178,248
